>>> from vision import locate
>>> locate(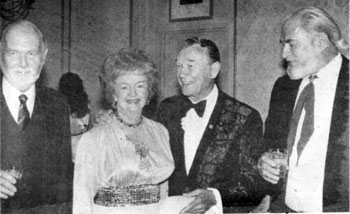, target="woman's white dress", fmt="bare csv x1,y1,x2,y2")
73,116,175,214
